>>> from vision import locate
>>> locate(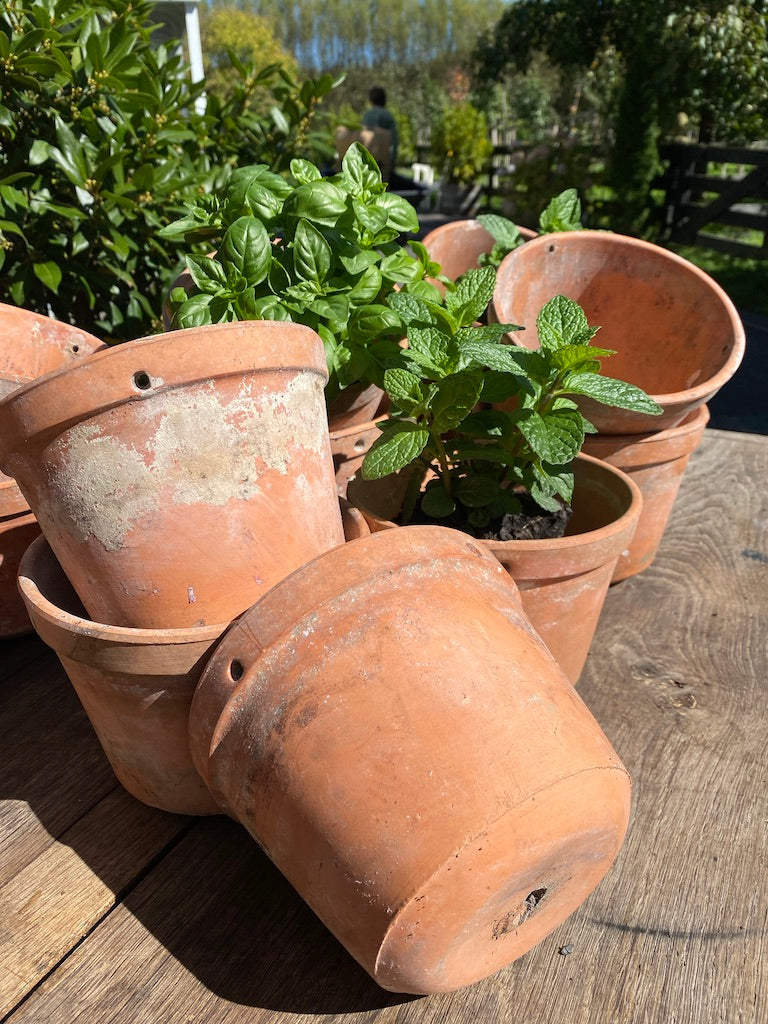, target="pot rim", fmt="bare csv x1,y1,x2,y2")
351,452,643,559
18,535,229,649
0,320,328,463
583,404,710,465
493,230,746,407
0,475,31,518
